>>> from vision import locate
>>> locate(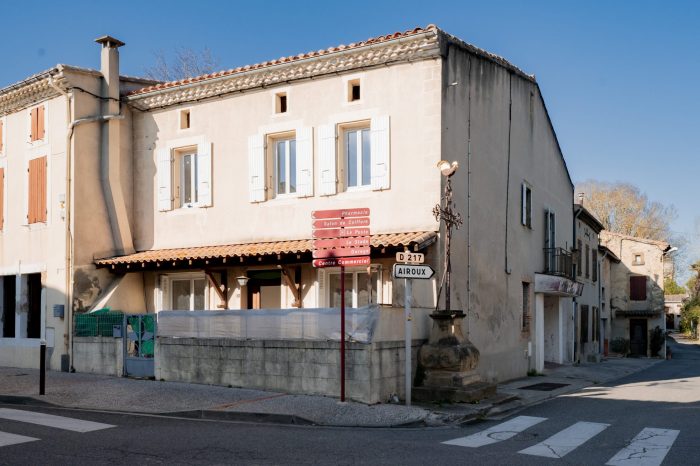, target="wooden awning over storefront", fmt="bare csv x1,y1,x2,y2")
95,231,437,272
